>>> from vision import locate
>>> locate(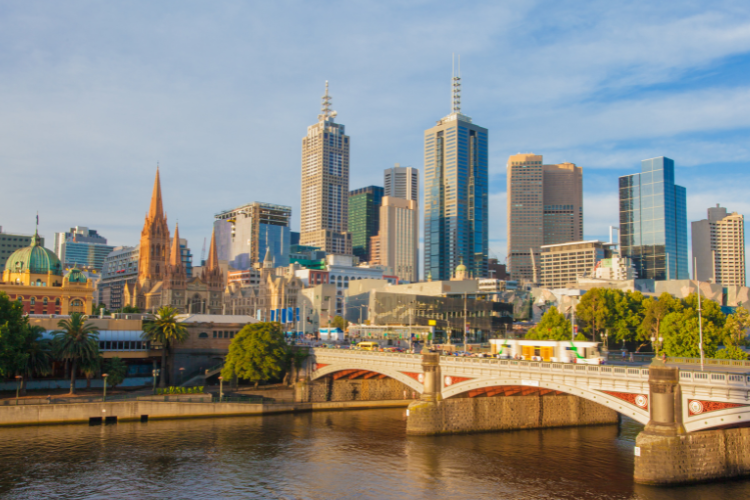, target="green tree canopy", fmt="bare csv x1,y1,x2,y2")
723,305,750,348
331,315,348,330
661,308,722,358
526,306,572,340
576,288,611,341
104,357,128,388
222,322,289,387
0,292,28,378
142,306,188,388
52,312,100,395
